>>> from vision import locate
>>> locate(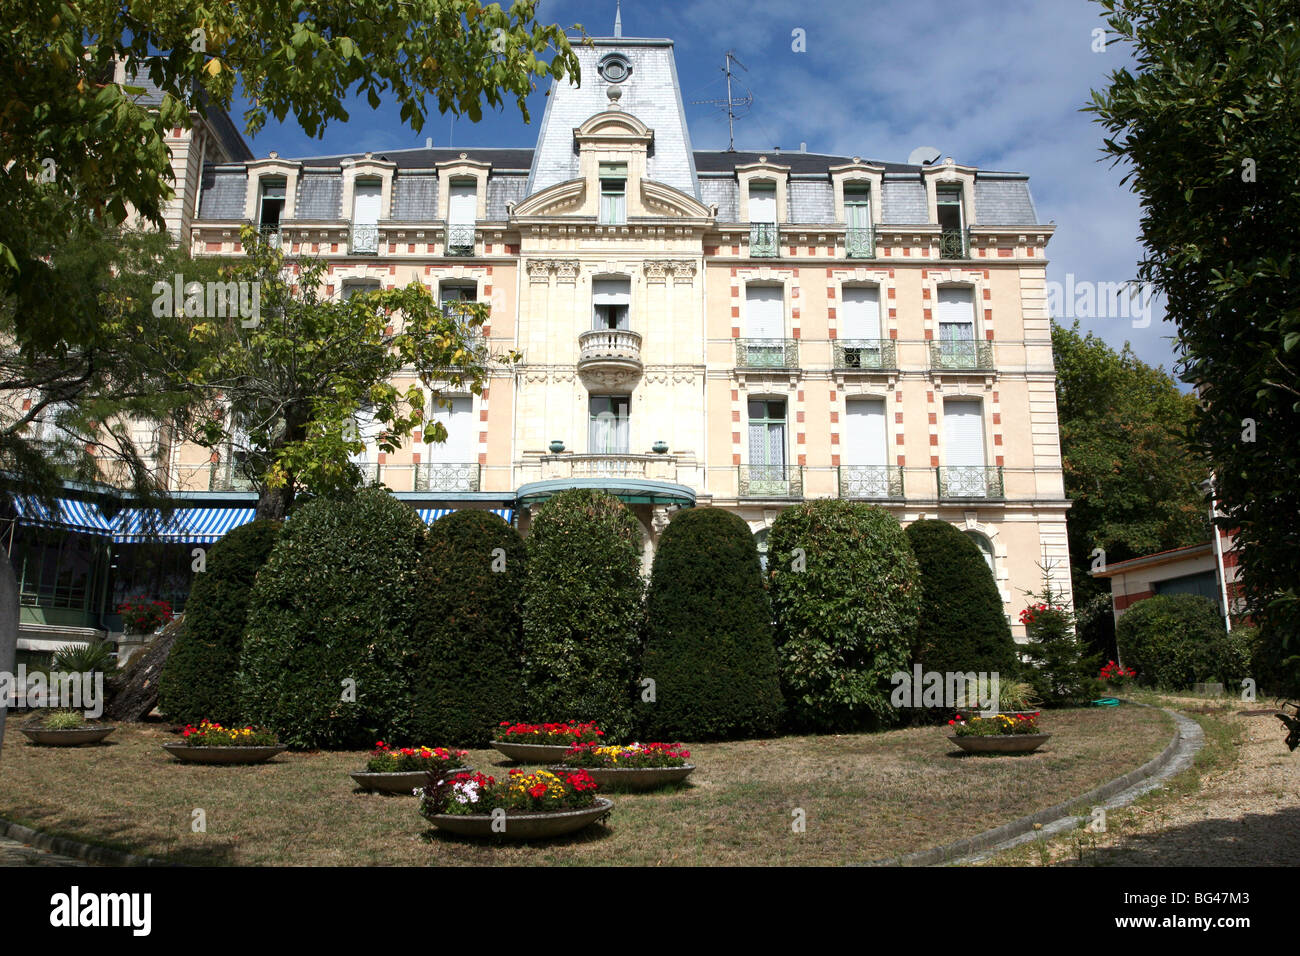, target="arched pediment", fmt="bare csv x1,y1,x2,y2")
639,179,711,220
512,178,586,217
575,110,654,145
